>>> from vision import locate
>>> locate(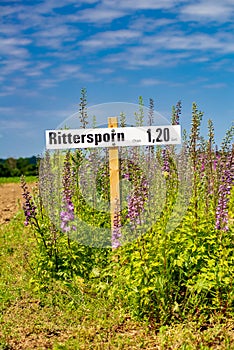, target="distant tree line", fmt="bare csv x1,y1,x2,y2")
0,156,38,177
